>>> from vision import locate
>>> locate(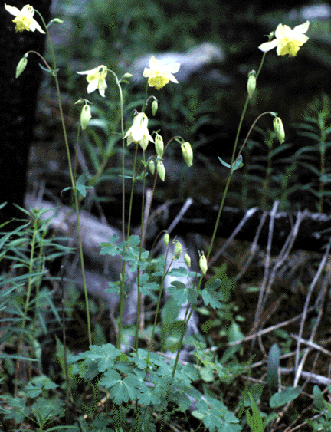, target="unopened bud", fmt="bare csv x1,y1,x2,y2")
174,241,182,258
247,70,256,99
273,116,285,144
157,159,165,181
181,142,193,167
199,252,208,275
16,55,28,79
80,104,91,130
164,233,169,247
122,72,133,80
155,133,164,157
184,253,191,268
152,99,158,116
148,159,155,175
